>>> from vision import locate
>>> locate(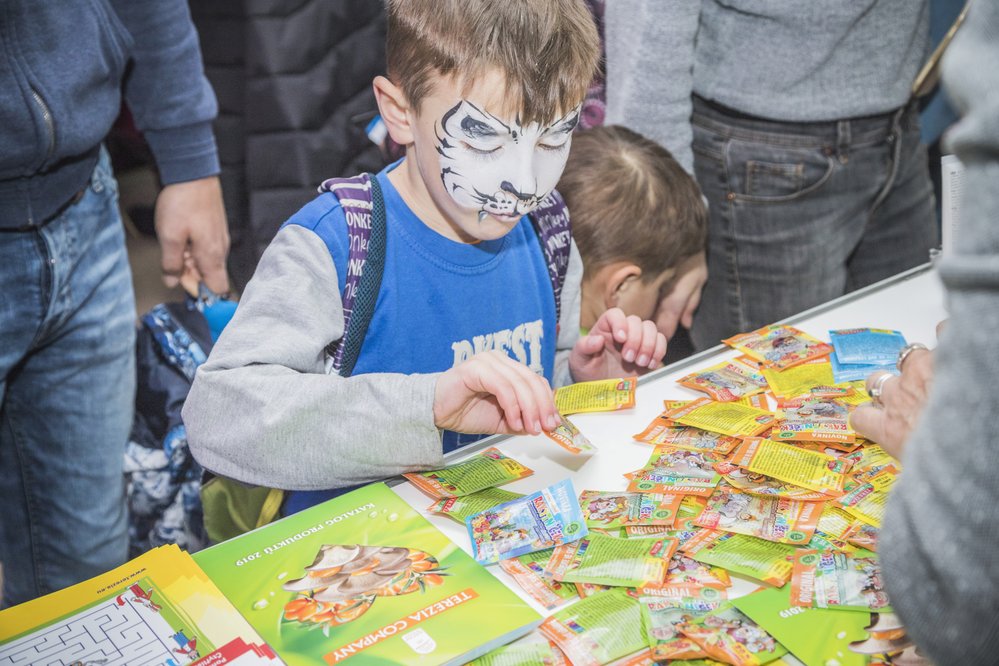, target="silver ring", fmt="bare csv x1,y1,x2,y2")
896,342,929,372
868,372,894,409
